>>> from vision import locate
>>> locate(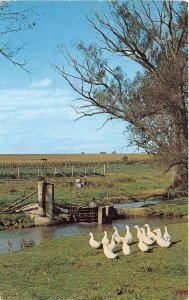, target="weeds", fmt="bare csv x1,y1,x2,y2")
19,238,36,249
